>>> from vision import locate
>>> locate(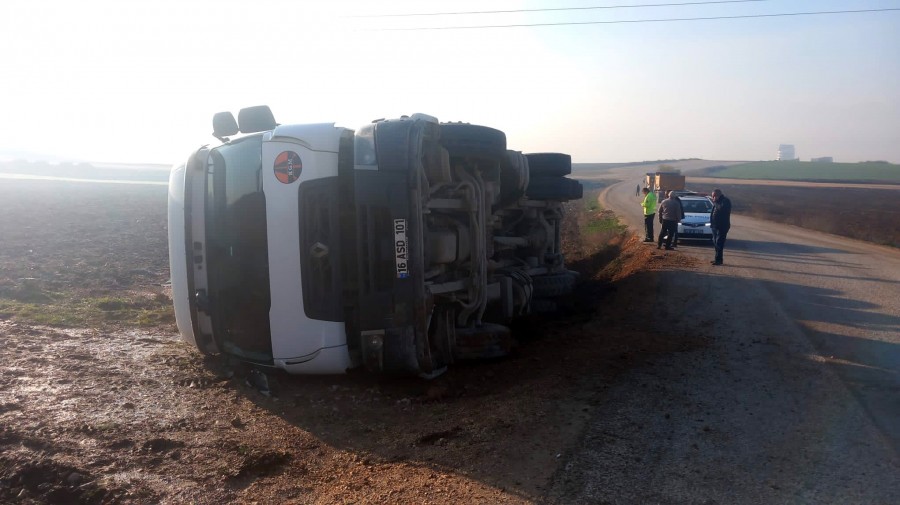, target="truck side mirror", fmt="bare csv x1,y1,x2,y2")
238,105,277,134
212,112,239,141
